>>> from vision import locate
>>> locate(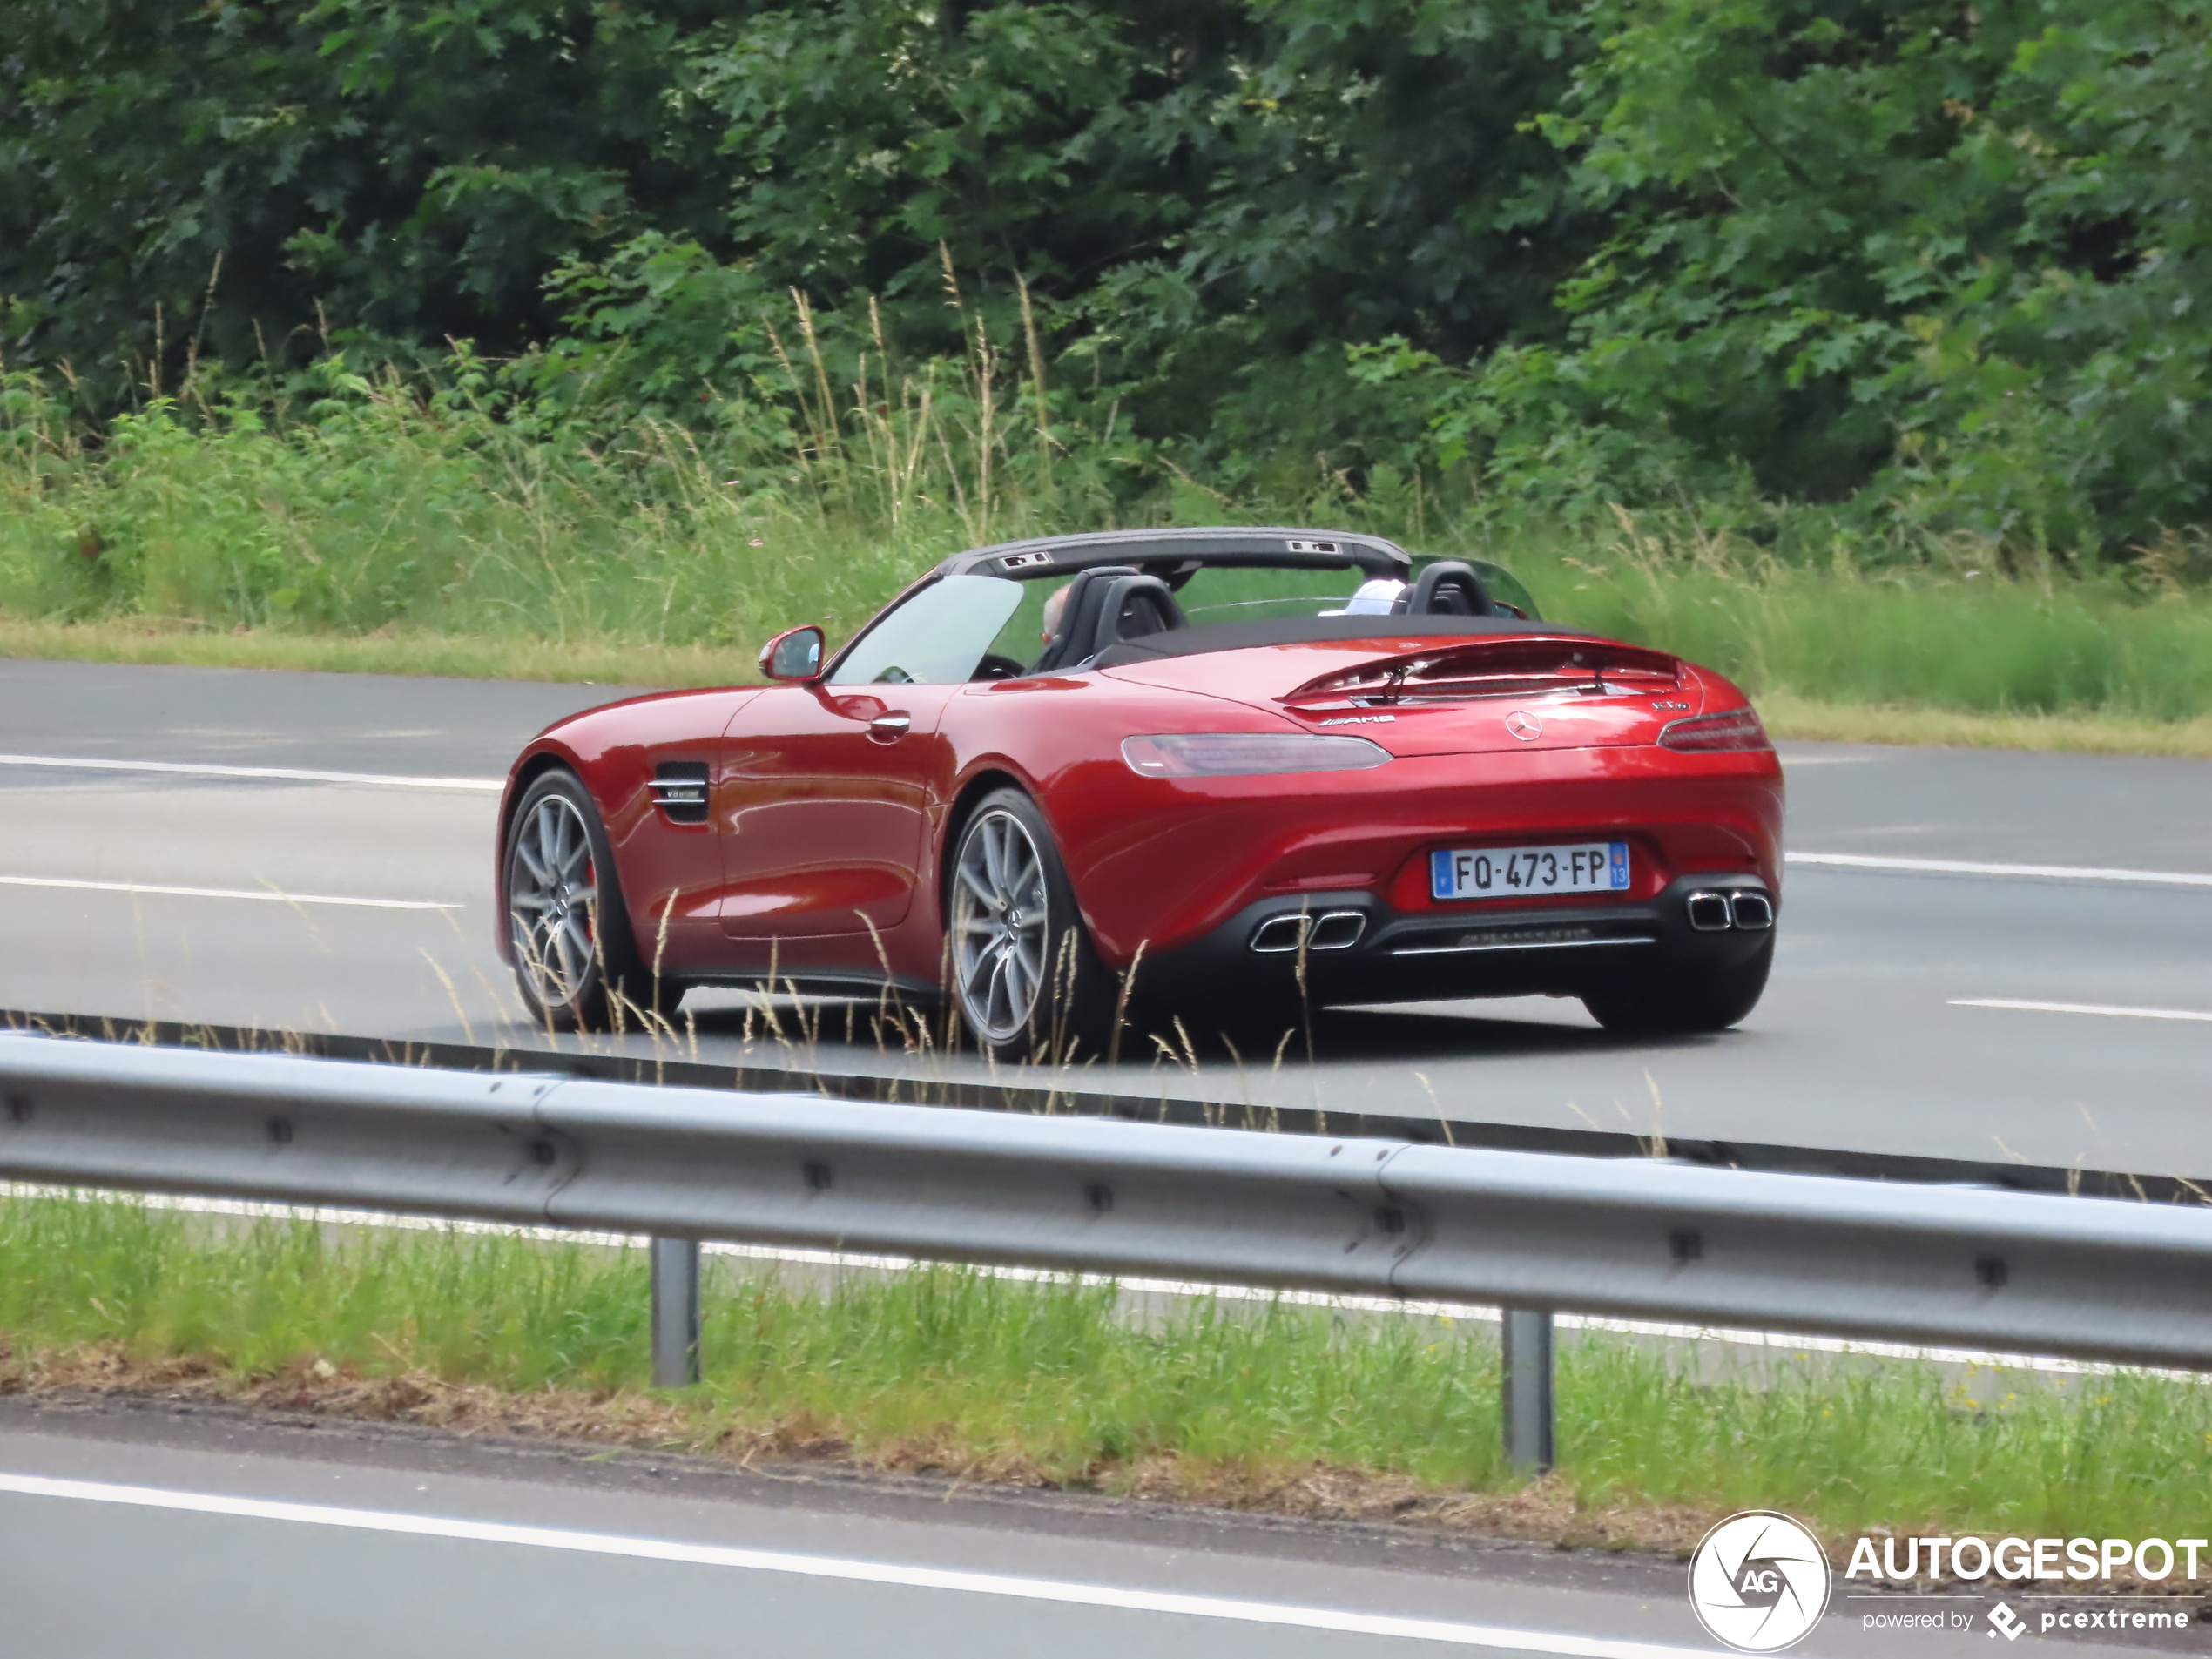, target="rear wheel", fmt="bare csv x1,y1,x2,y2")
947,789,1122,1062
504,770,680,1033
1581,937,1772,1035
